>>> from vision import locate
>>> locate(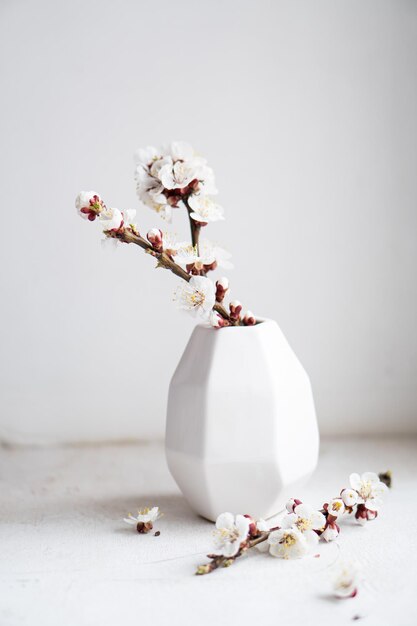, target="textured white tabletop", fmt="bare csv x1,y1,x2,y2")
1,436,416,626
